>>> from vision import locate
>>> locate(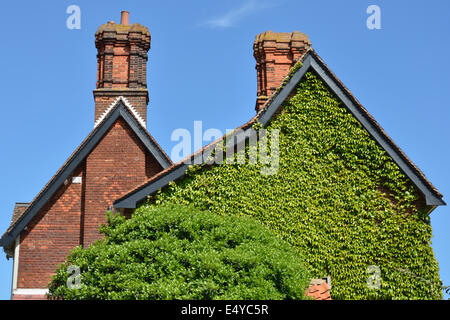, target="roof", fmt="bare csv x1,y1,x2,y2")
305,278,332,300
10,203,29,227
0,97,172,249
114,50,445,210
